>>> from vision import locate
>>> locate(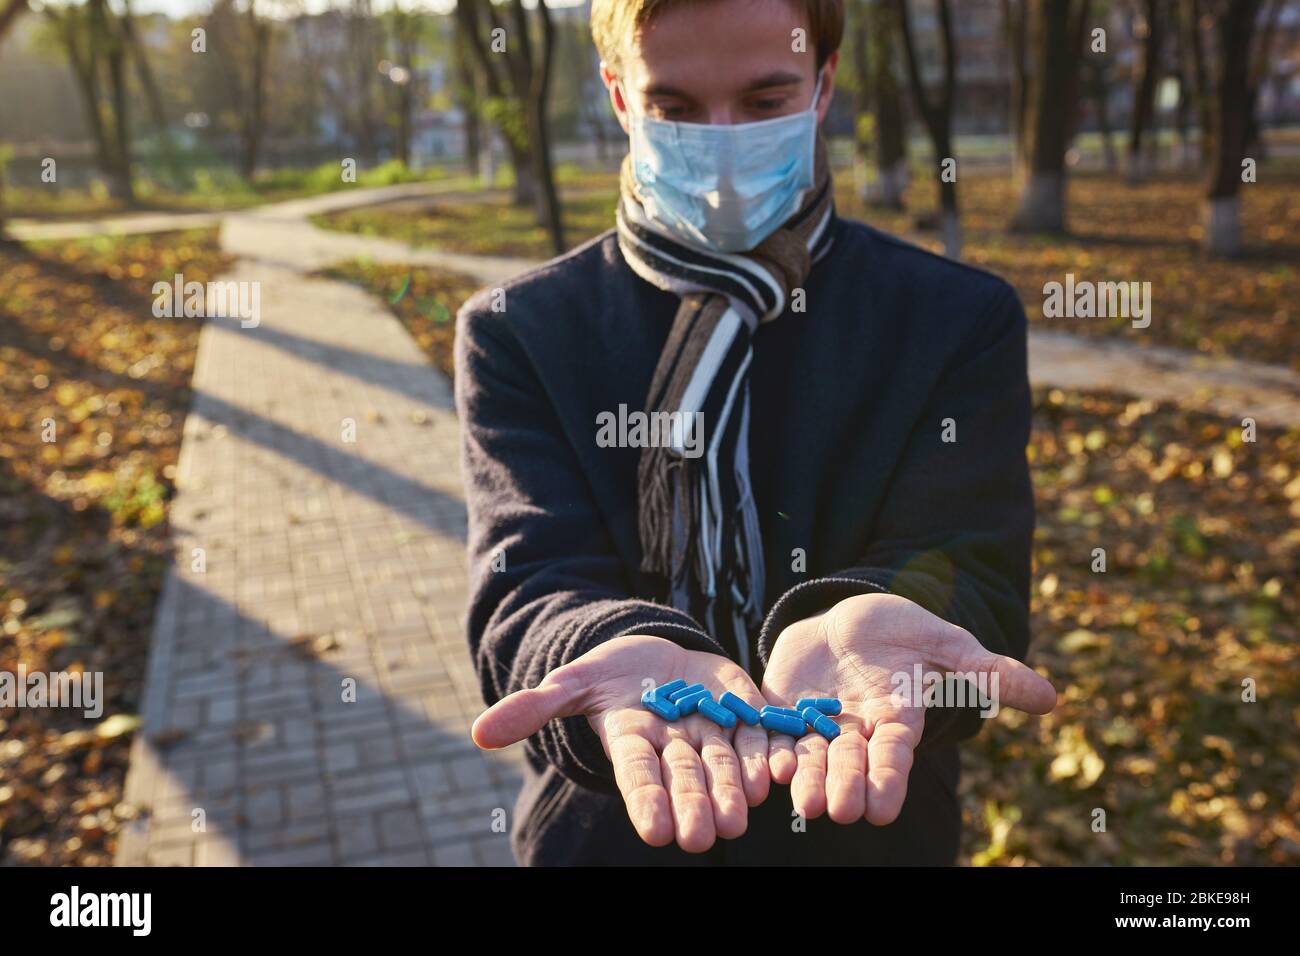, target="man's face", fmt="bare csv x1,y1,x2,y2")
601,0,838,129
